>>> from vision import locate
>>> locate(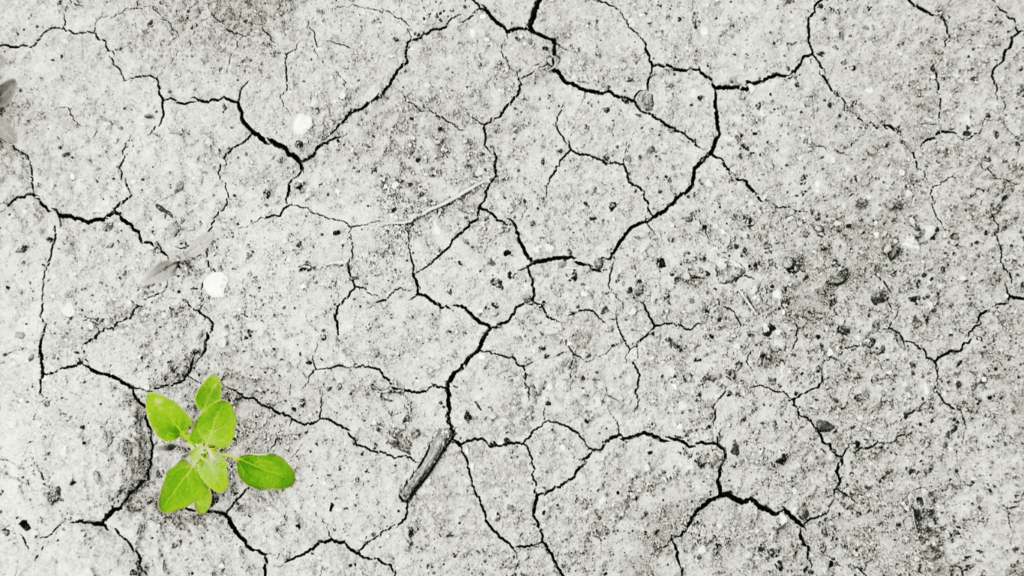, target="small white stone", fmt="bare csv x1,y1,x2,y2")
203,272,229,298
61,302,75,317
292,113,313,135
